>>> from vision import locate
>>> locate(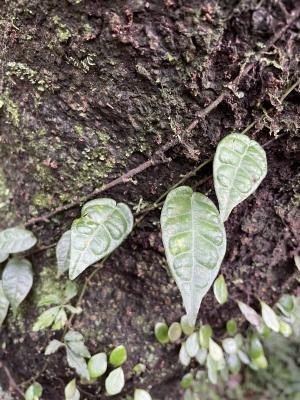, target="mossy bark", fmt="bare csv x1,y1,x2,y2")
0,1,299,399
